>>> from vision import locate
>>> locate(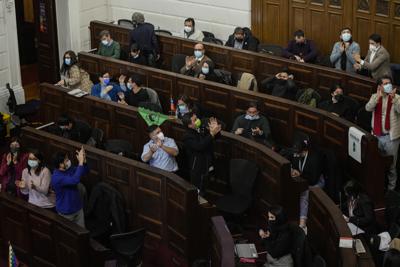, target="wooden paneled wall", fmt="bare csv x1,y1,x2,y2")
252,0,400,63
